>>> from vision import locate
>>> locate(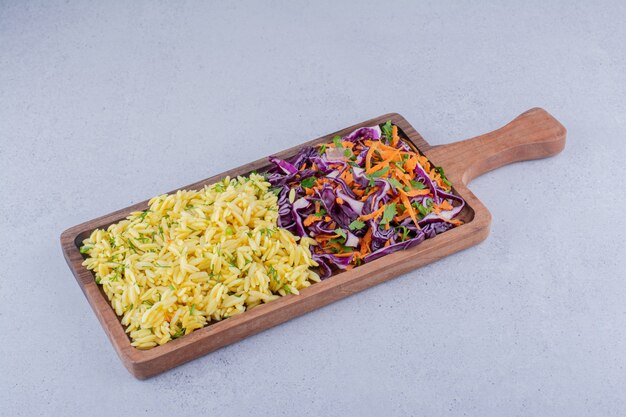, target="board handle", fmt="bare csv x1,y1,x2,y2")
427,108,566,185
